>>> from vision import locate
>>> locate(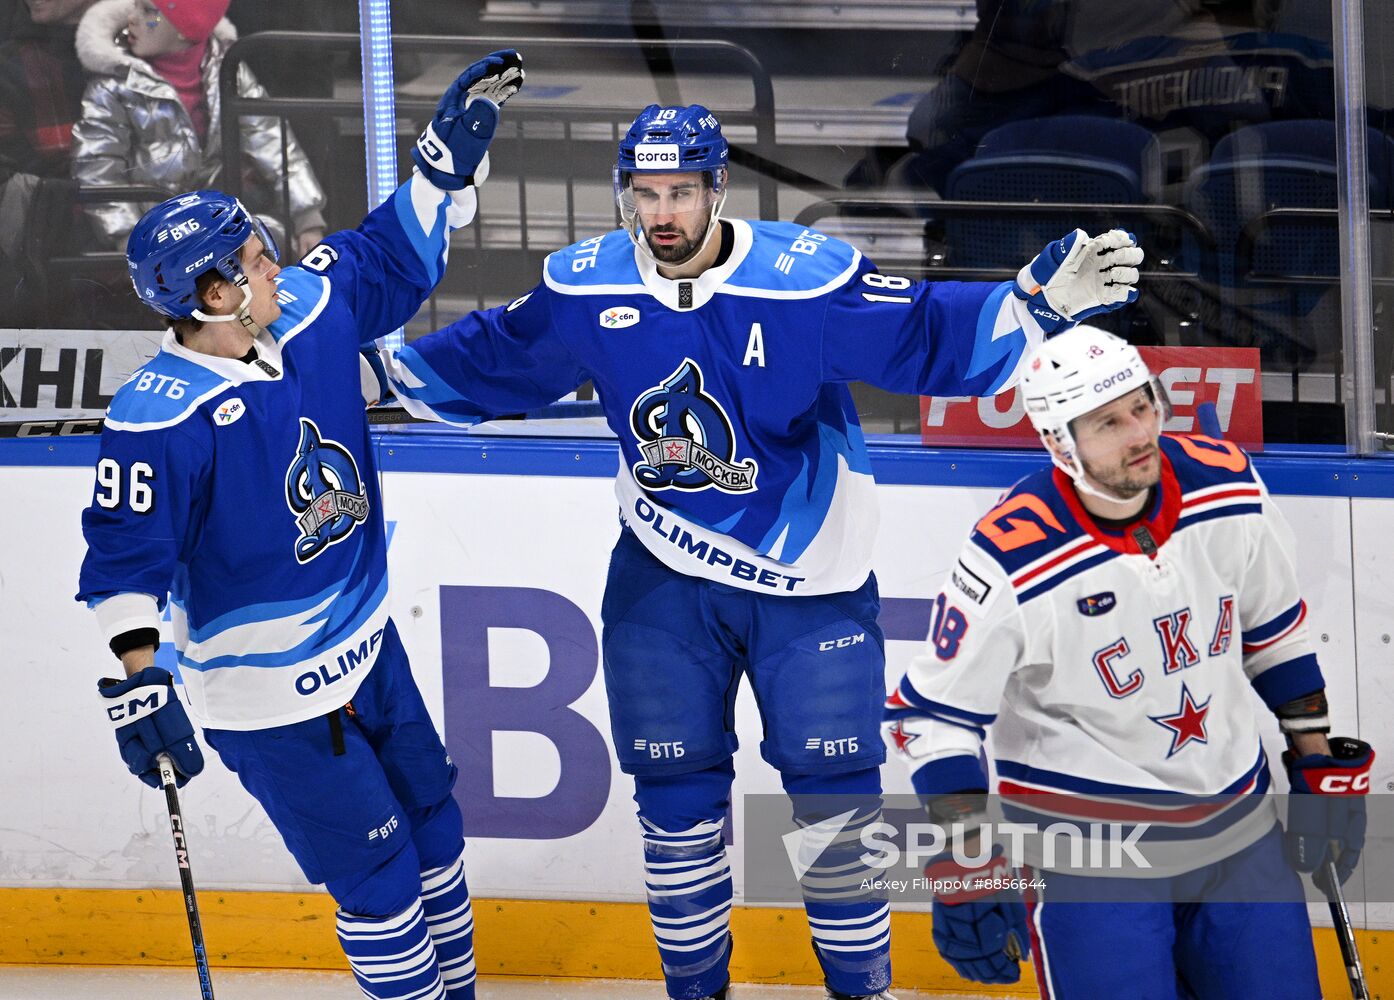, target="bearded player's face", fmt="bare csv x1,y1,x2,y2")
1073,387,1163,497
629,172,715,263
